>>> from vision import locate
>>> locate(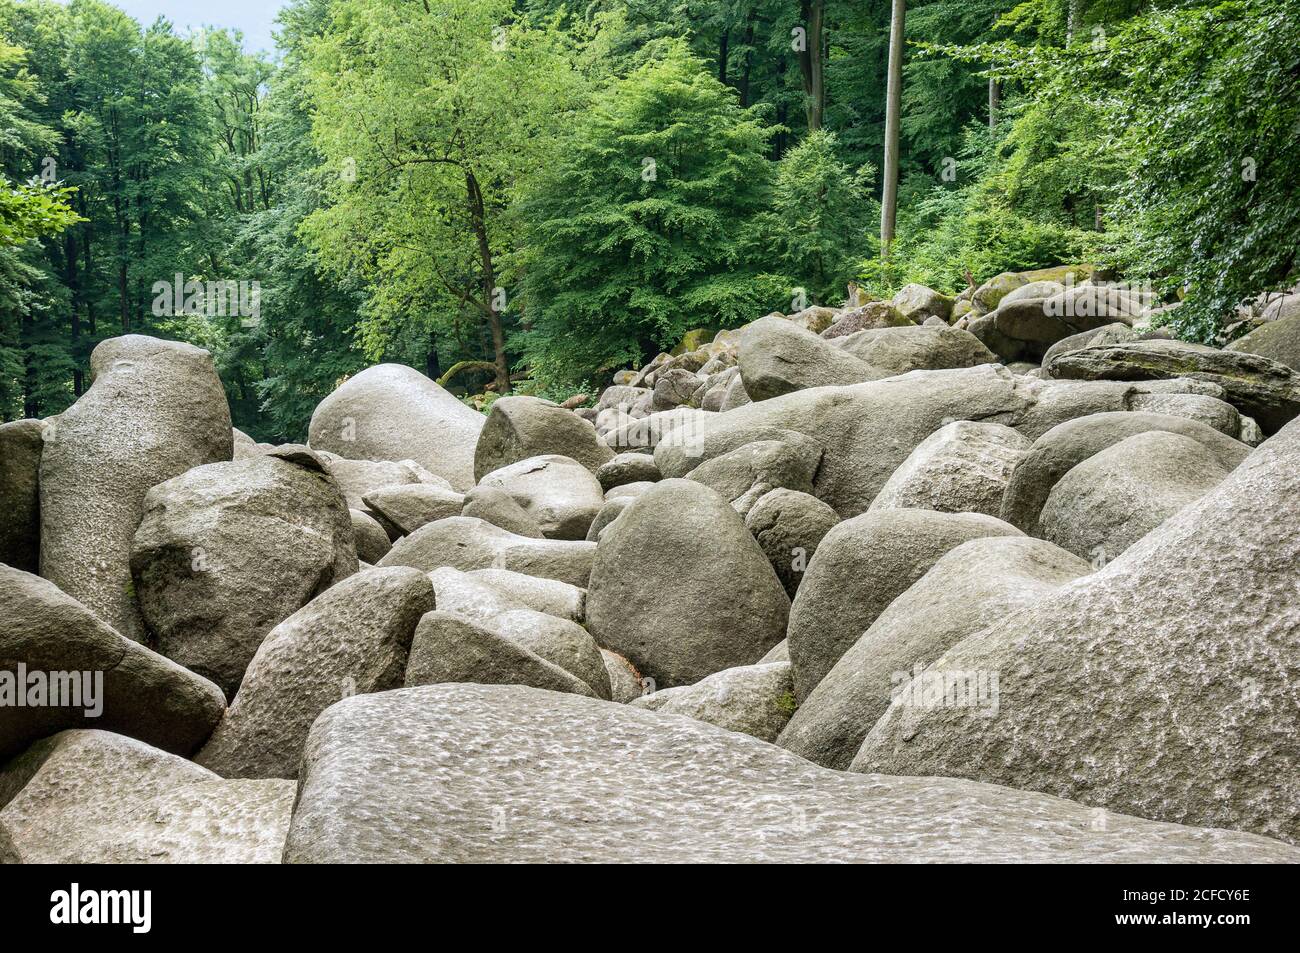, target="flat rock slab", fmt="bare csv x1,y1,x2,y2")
0,730,293,864
282,684,1298,863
